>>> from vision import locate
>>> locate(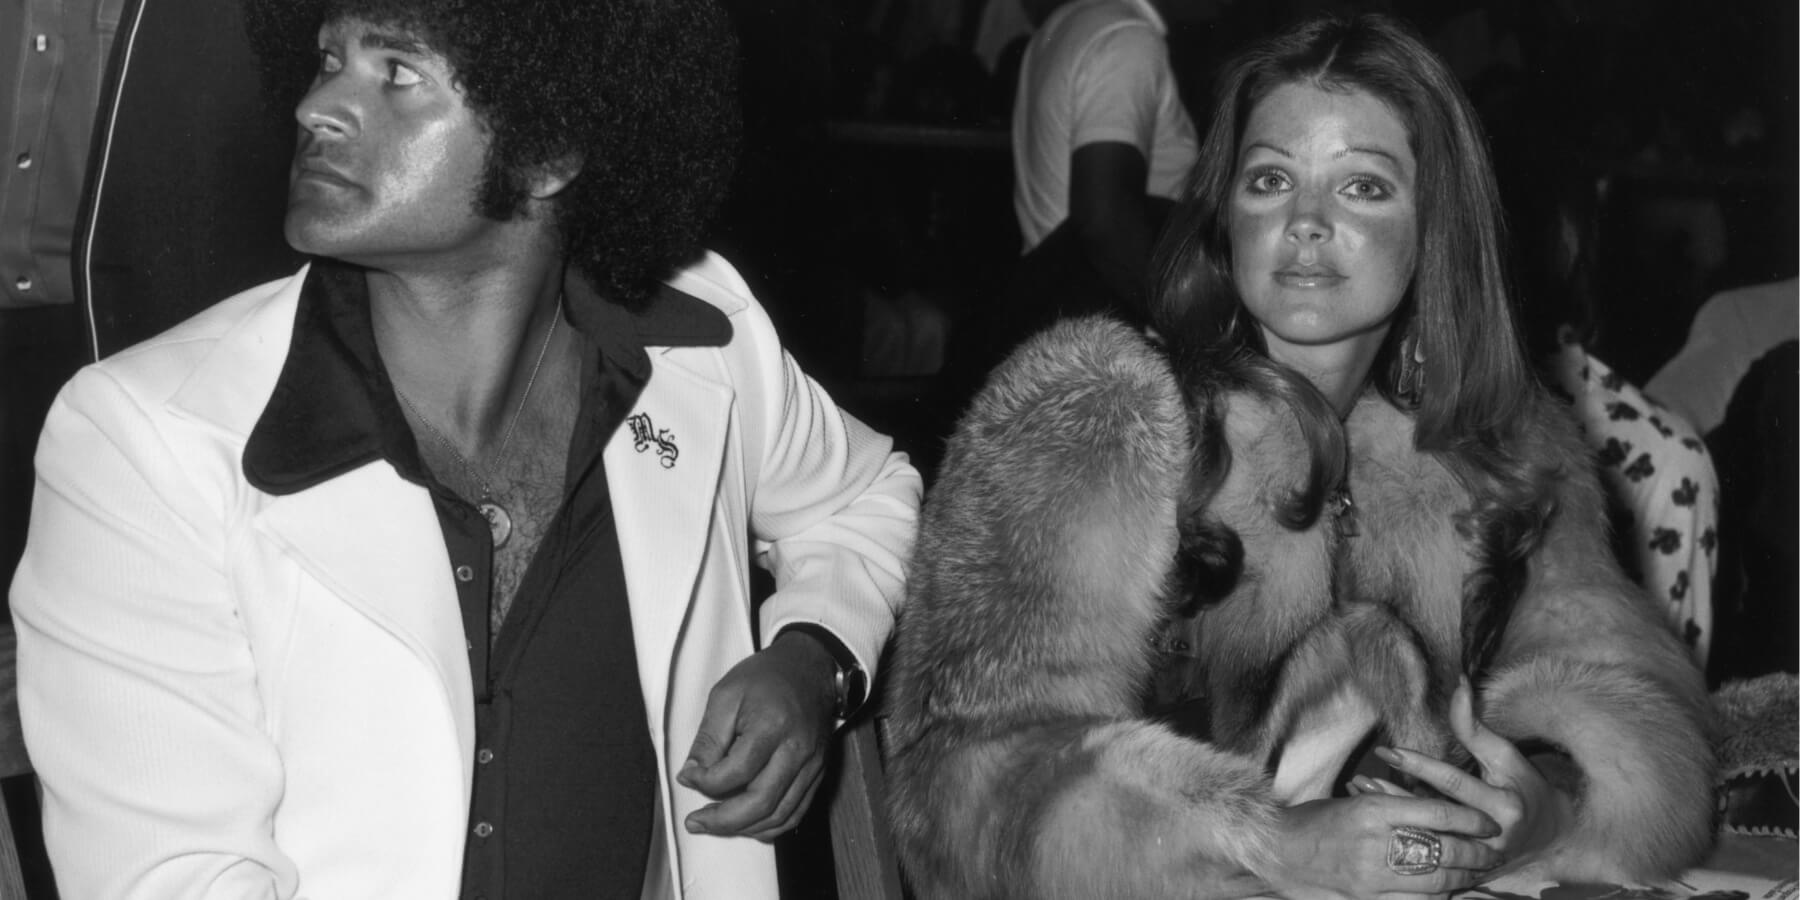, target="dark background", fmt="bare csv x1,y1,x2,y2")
712,0,1798,477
